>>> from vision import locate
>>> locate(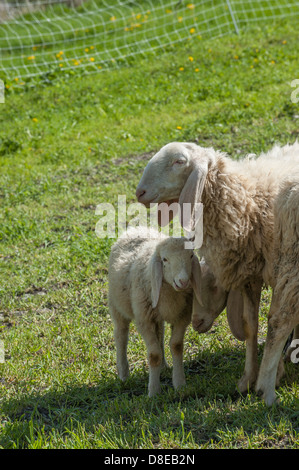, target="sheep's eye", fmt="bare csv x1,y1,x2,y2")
173,159,185,165
163,257,168,262
191,253,194,258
